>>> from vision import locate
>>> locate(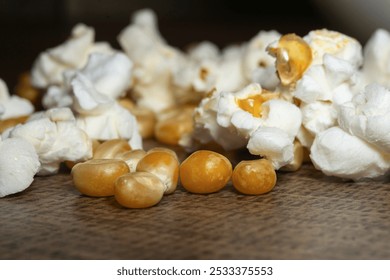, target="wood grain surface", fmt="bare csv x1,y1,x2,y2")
1,152,389,260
